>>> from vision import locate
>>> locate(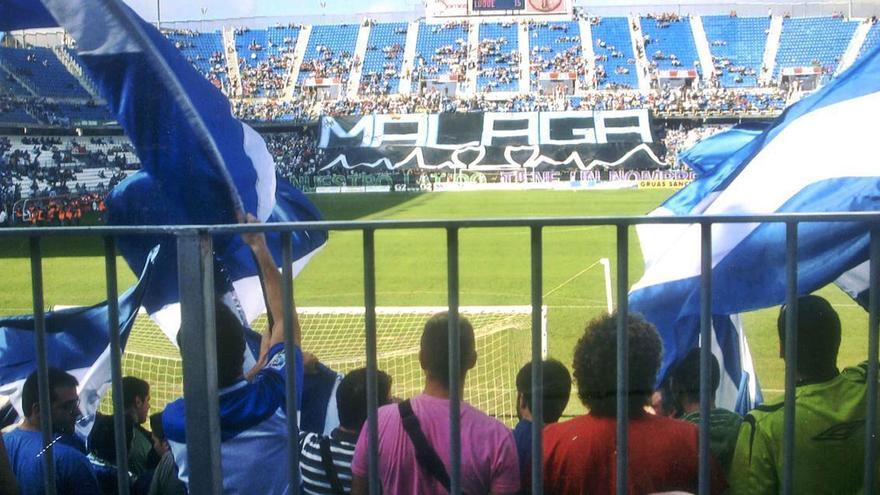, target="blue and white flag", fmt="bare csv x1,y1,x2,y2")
2,0,328,337
0,247,157,437
631,44,880,413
